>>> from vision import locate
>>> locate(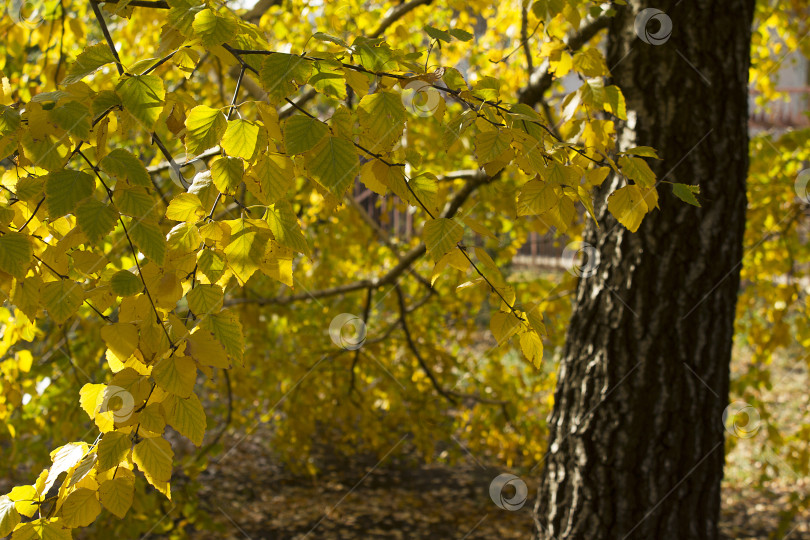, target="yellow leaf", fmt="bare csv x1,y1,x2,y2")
100,323,139,362
186,284,223,316
517,179,559,216
152,355,197,398
98,474,134,519
186,330,230,368
41,280,84,324
490,312,522,346
60,488,101,528
165,193,204,222
162,393,206,446
97,431,131,472
133,437,173,484
519,331,544,368
607,184,648,232
422,218,463,262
